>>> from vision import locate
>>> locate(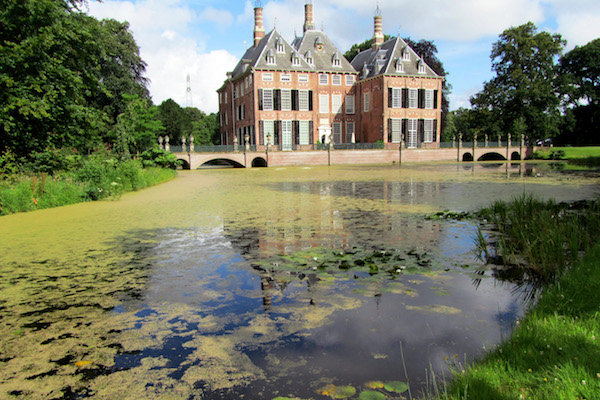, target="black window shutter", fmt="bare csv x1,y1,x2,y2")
402,88,409,108
433,90,438,109
259,121,264,145
309,121,314,144
418,119,424,142
292,90,298,111
258,89,263,110
309,91,313,111
293,121,299,145
387,119,392,142
402,119,407,142
418,89,425,109
433,120,438,142
388,88,393,108
274,121,280,145
274,90,281,111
